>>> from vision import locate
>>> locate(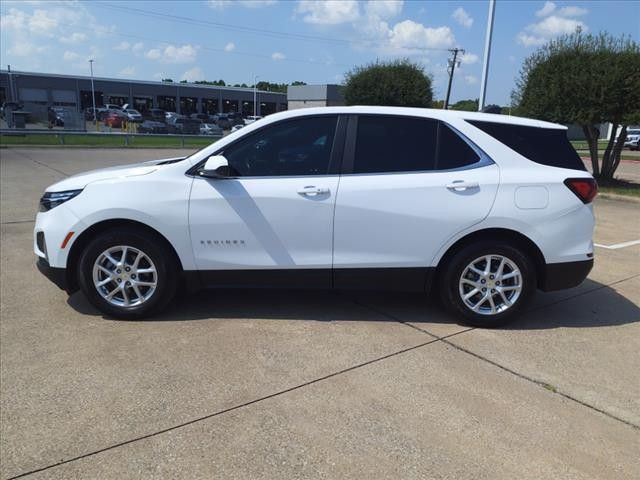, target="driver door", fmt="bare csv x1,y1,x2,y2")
188,115,345,288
